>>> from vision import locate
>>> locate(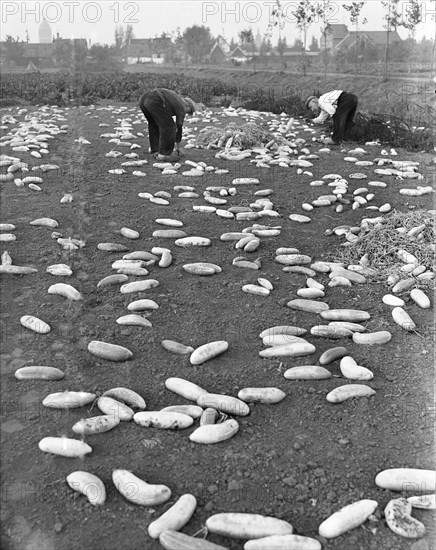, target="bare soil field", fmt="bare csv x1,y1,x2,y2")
0,102,435,550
